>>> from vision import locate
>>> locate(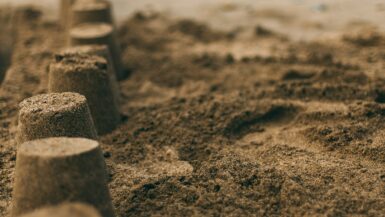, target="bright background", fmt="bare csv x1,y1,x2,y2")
1,0,384,40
